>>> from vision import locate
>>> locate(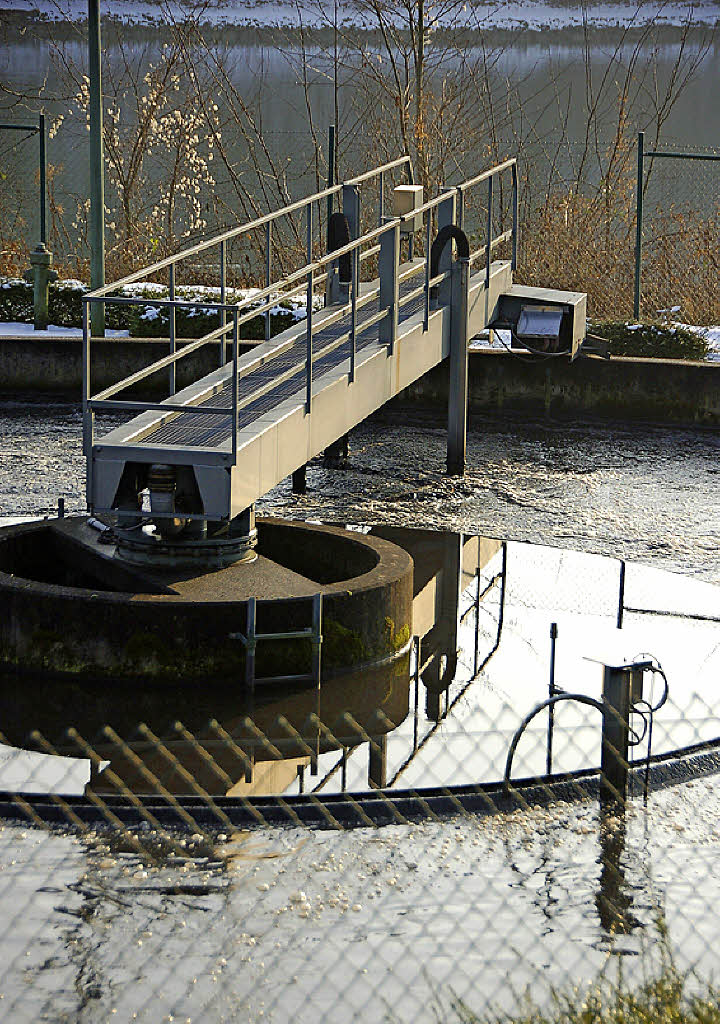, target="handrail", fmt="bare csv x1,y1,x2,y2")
456,157,517,193
86,157,412,300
